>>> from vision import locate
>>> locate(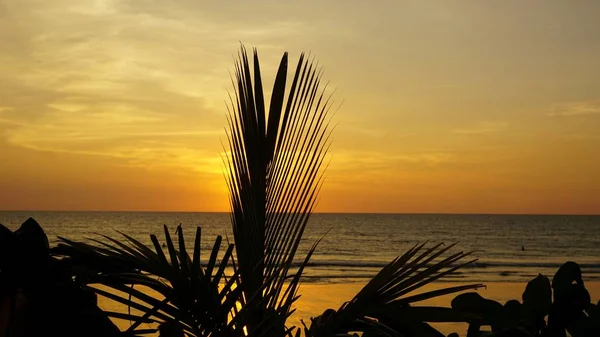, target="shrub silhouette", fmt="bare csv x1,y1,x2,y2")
0,218,120,337
450,262,600,336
